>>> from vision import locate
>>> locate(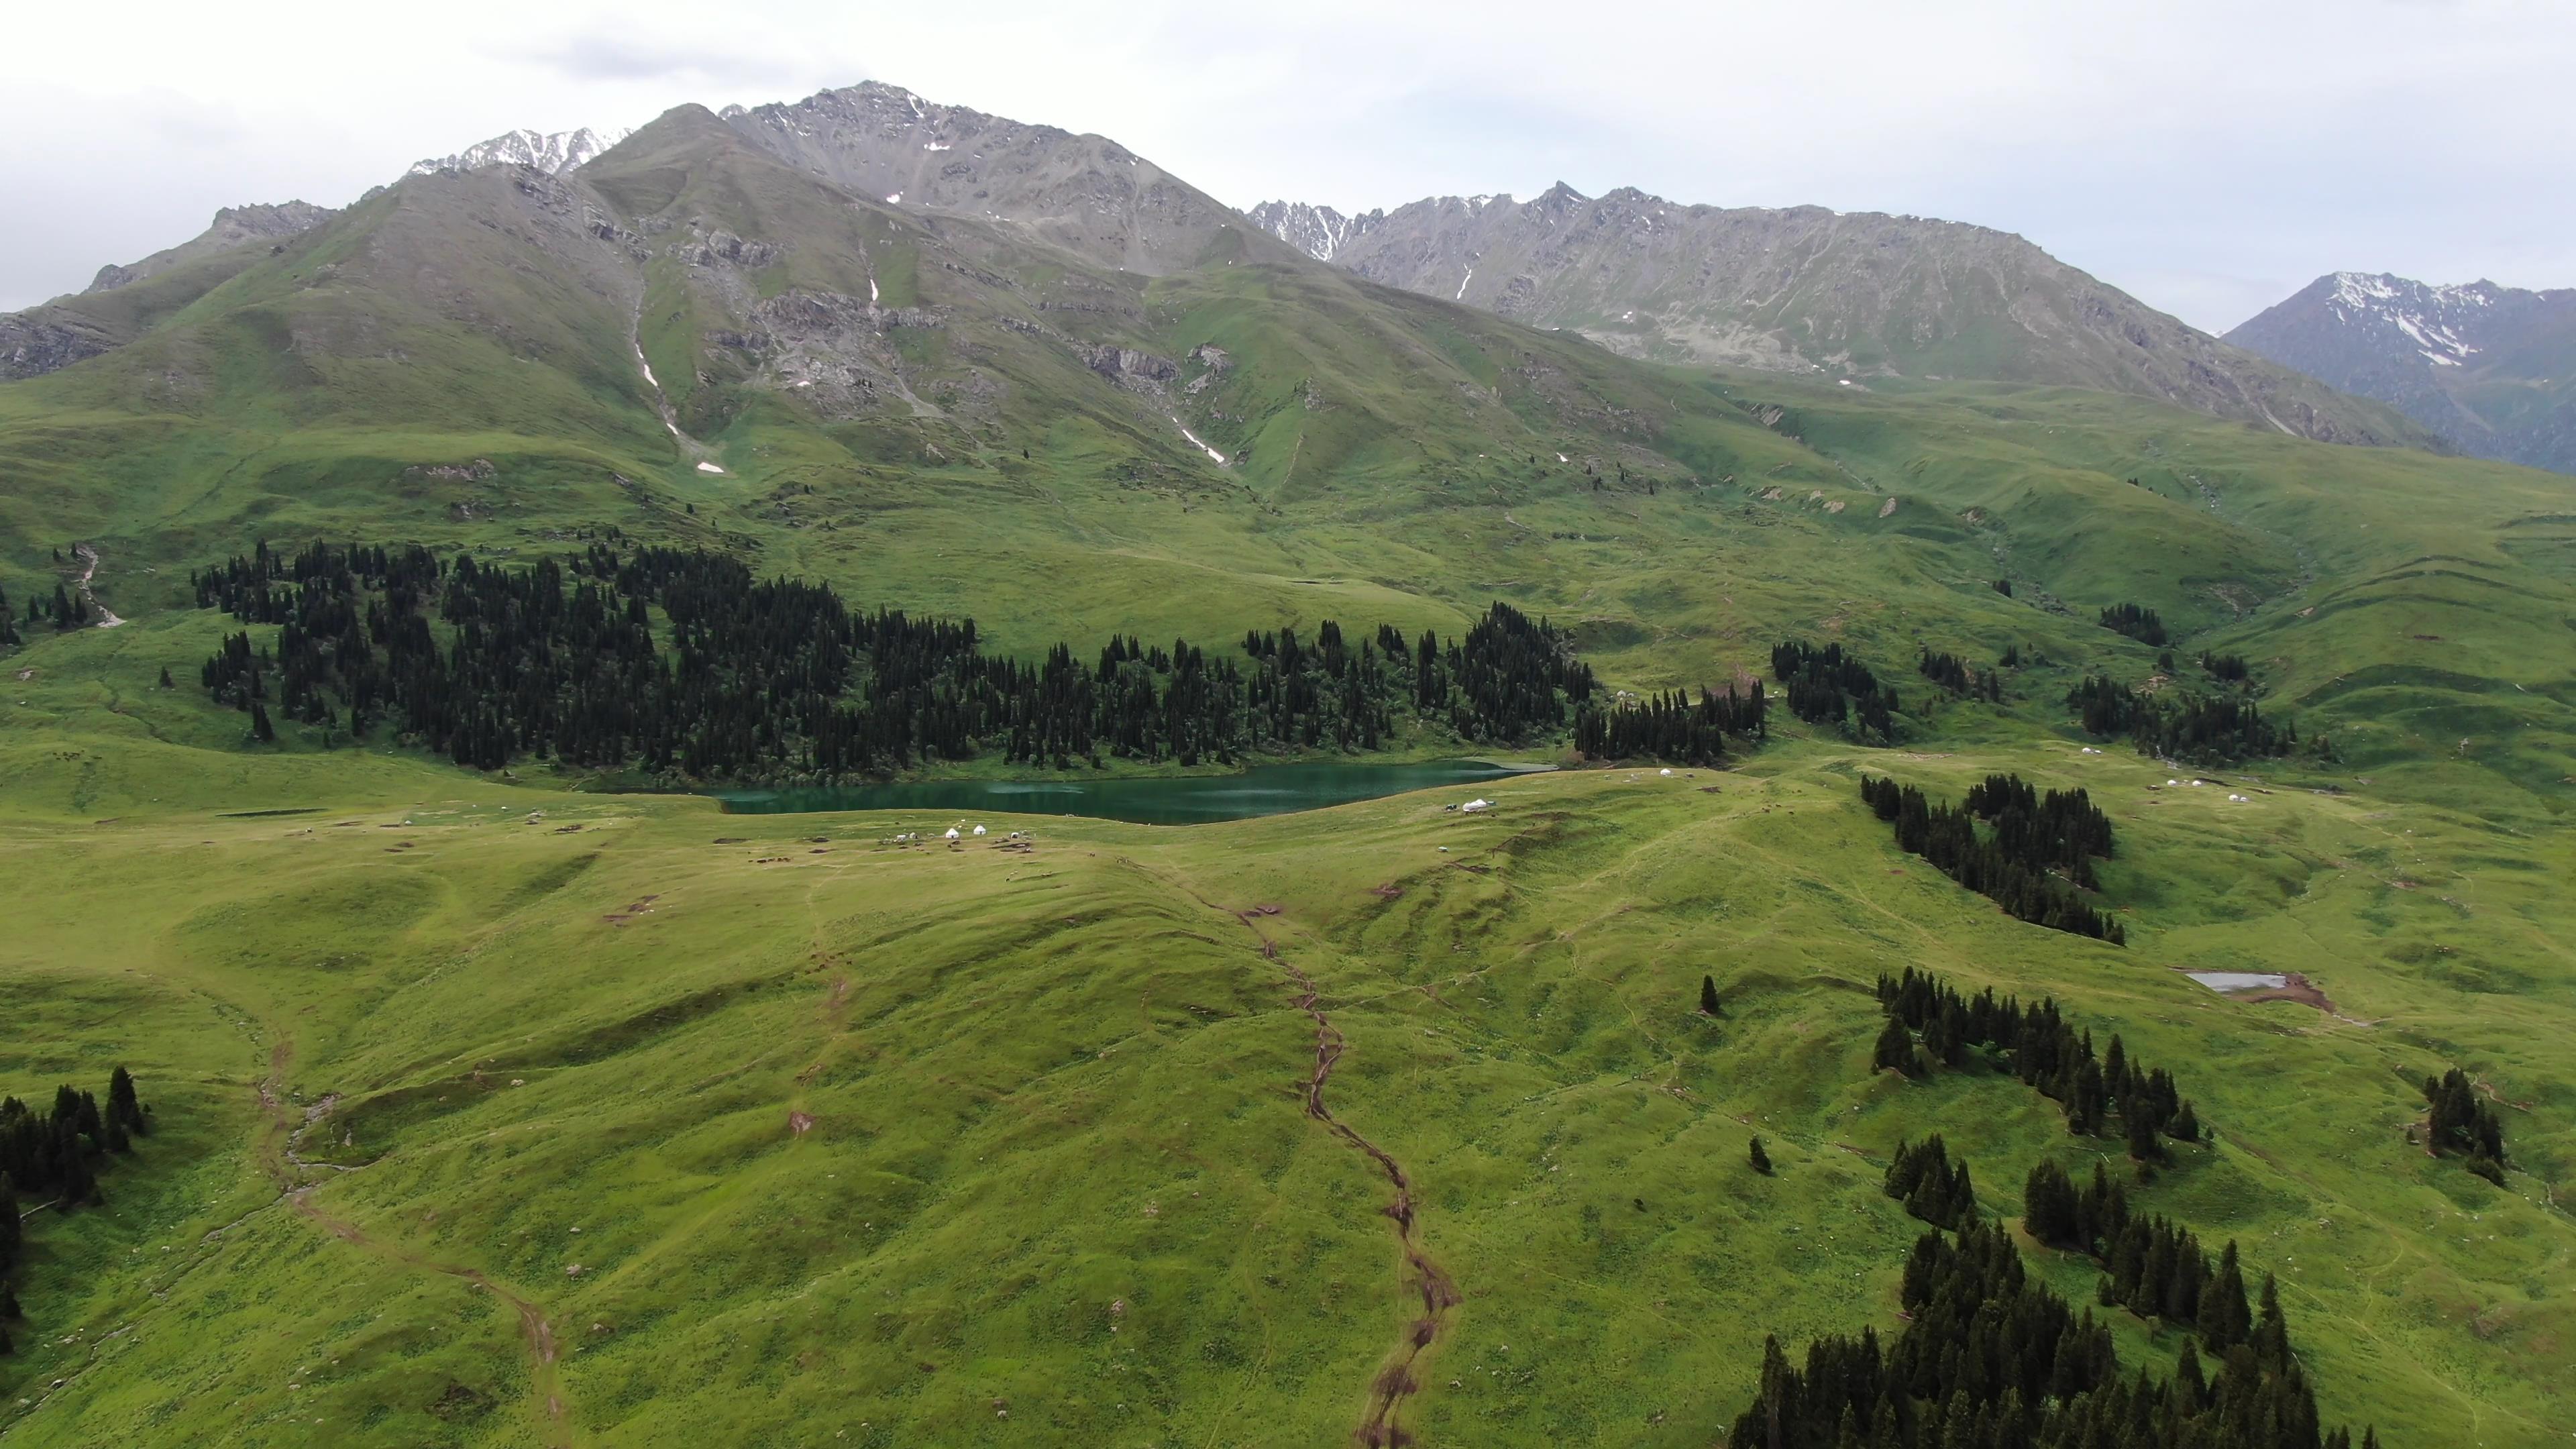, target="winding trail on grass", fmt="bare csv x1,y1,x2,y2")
252,1044,582,1447
1224,901,1461,1448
